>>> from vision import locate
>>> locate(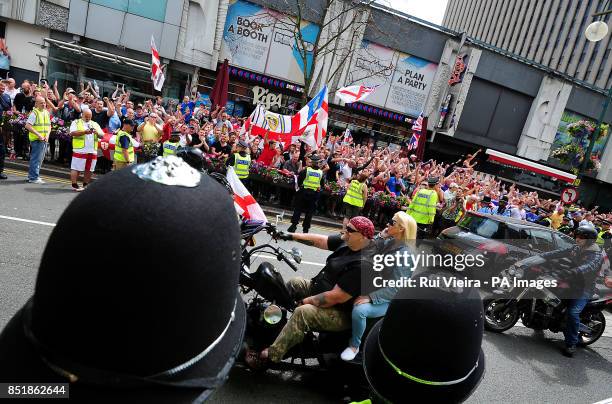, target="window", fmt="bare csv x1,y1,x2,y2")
528,229,555,252
91,0,128,11
128,0,167,22
554,234,574,250
90,0,167,22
